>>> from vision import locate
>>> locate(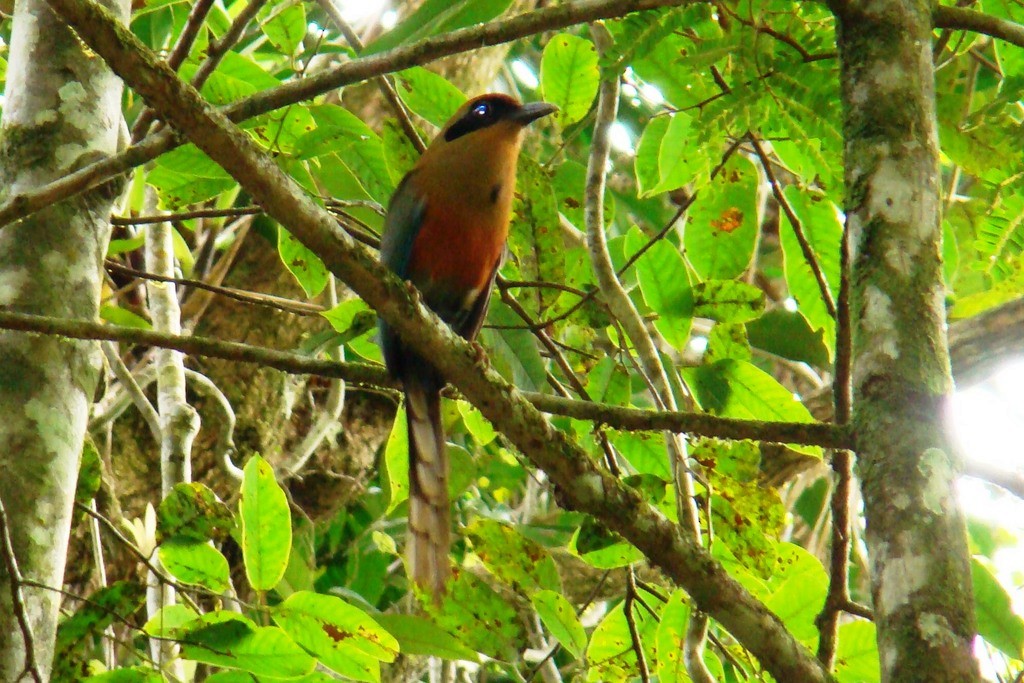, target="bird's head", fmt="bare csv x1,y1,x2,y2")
434,94,557,149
